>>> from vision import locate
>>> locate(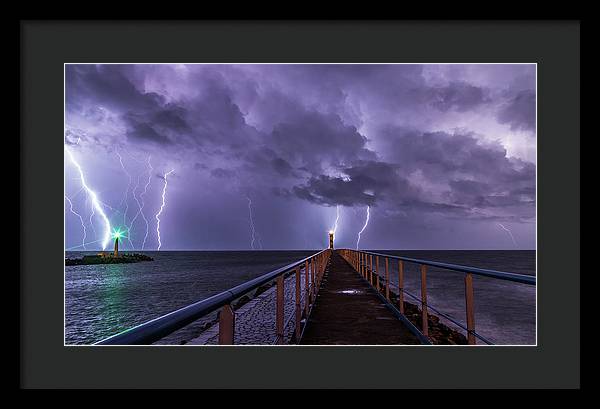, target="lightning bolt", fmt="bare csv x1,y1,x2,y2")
116,152,132,223
70,187,94,240
246,195,257,250
498,223,518,246
155,169,175,251
327,205,341,248
356,205,370,250
141,157,153,250
87,198,97,239
332,205,340,234
66,238,105,251
70,186,84,200
65,194,87,250
116,151,135,249
65,146,111,250
128,156,151,249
